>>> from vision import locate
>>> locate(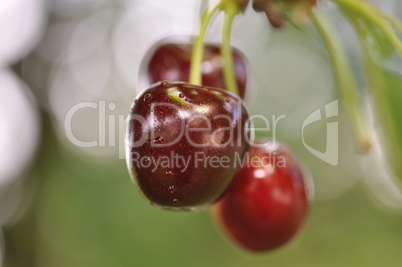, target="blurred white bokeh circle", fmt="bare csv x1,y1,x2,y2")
0,69,41,186
113,0,199,93
48,11,135,160
301,110,363,200
0,0,46,65
360,103,402,211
